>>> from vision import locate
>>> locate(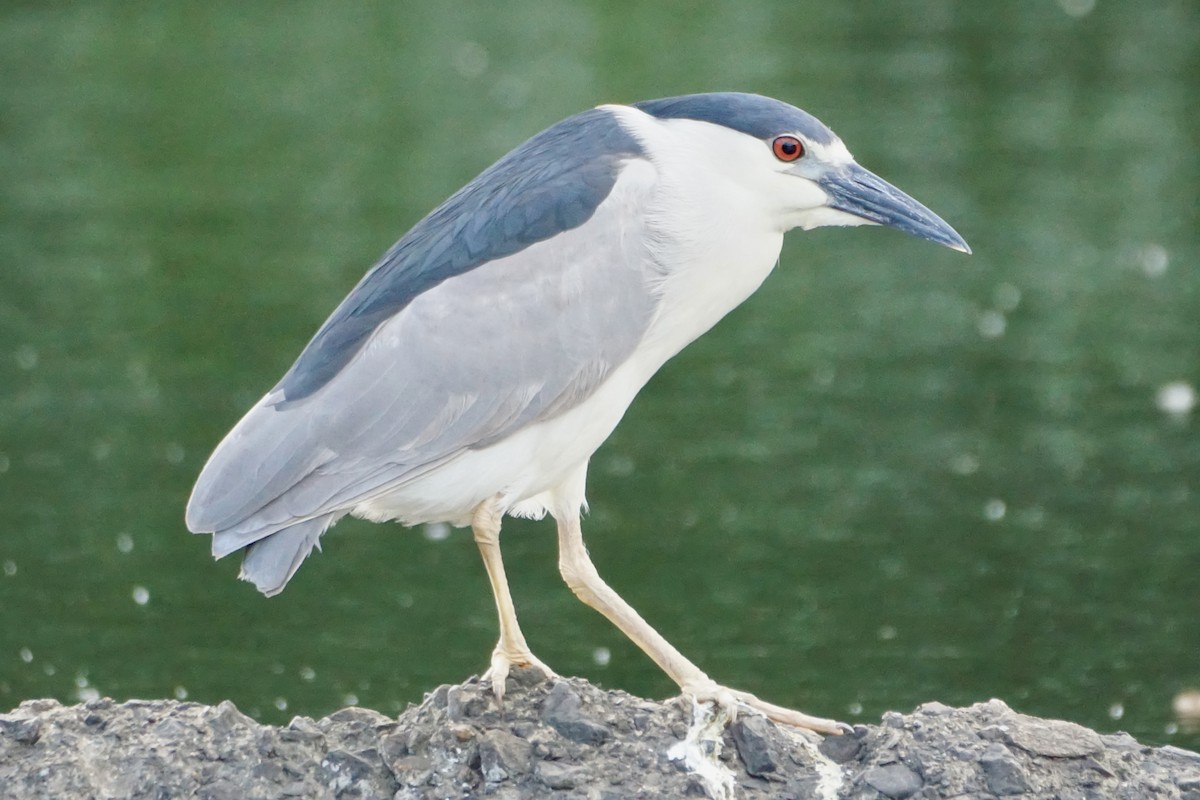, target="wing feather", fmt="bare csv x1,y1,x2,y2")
187,160,659,548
